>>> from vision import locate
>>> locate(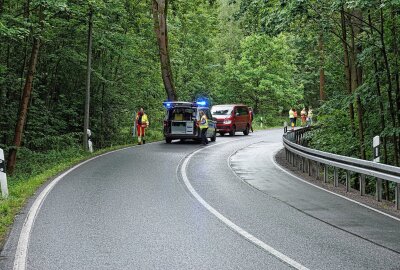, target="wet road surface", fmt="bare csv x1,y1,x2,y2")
1,129,399,269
